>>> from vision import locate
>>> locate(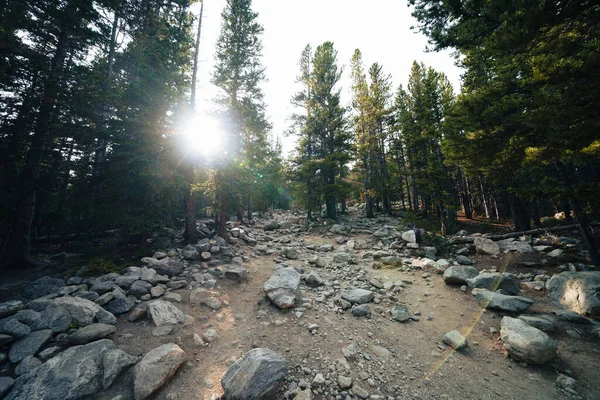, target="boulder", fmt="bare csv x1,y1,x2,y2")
8,329,53,363
283,247,298,260
21,277,66,299
500,317,557,364
329,224,347,234
473,237,501,256
106,296,137,315
443,266,479,285
54,296,116,326
547,271,600,318
102,348,137,389
221,348,287,400
498,240,535,254
466,272,521,295
0,300,23,318
14,355,42,376
0,377,14,398
305,272,324,287
32,305,71,333
0,318,30,338
391,305,410,322
128,280,153,297
147,300,186,326
6,340,119,400
264,221,280,231
69,323,116,345
224,267,248,281
352,304,371,317
151,261,184,277
341,289,374,304
133,343,186,400
401,230,418,243
475,290,534,313
333,252,352,263
263,267,301,309
380,256,403,267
